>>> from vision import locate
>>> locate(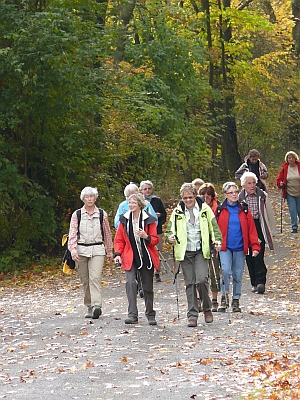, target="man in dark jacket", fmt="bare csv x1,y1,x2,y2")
140,180,167,282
